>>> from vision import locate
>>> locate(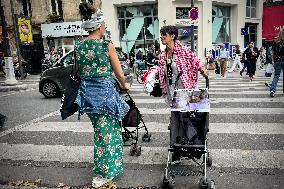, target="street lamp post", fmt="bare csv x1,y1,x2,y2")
190,0,194,52
0,0,11,57
10,0,24,79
